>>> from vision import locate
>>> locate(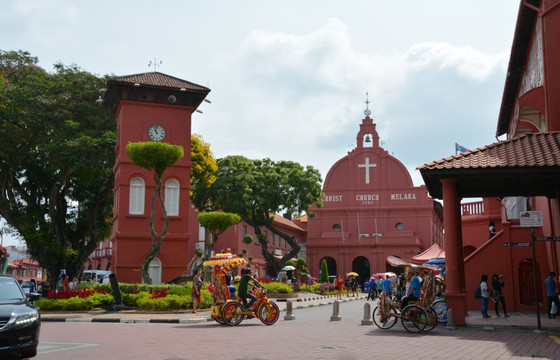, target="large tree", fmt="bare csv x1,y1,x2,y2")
191,155,323,274
126,141,184,284
0,50,116,280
